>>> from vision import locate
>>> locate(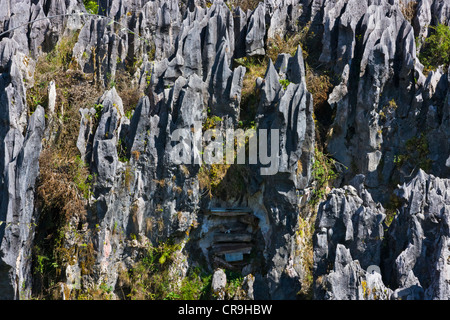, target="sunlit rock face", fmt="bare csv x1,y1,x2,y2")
0,0,449,300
